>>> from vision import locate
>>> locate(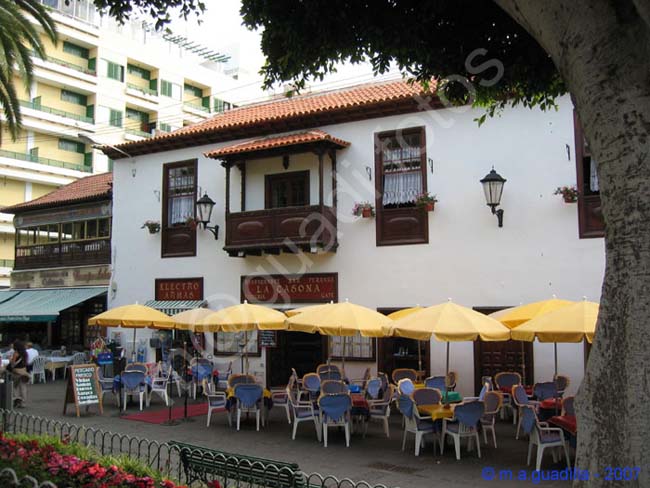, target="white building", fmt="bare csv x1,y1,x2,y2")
107,79,605,397
0,0,250,286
